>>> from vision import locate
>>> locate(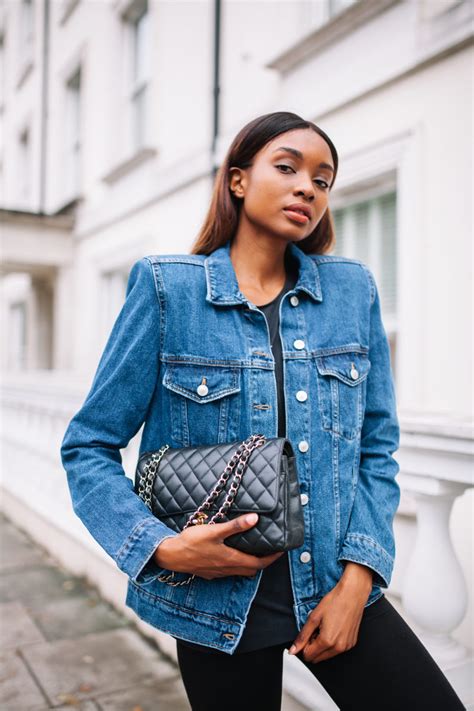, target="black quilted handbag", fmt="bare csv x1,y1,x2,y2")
134,433,305,586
